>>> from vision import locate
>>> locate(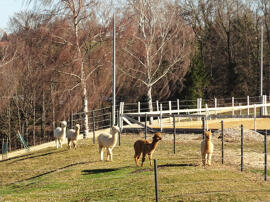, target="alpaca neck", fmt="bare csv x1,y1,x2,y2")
62,127,66,138
75,128,80,138
150,140,159,151
111,132,118,147
204,138,211,150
